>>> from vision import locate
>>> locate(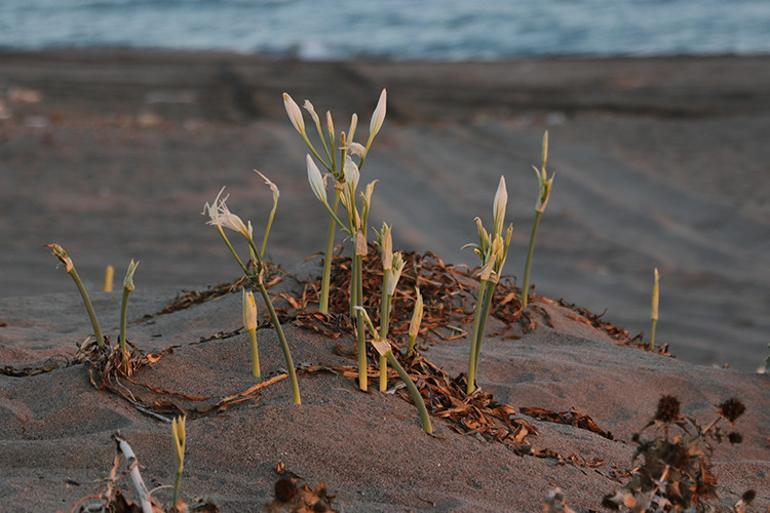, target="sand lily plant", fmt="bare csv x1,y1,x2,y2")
407,287,424,355
650,267,660,351
242,288,261,379
47,243,106,348
171,415,186,507
356,306,432,434
285,89,387,314
119,259,140,371
203,179,301,405
376,224,404,391
464,177,513,394
521,131,555,307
